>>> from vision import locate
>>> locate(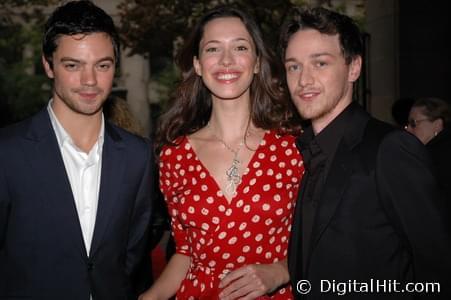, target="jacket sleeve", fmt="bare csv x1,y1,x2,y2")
125,139,153,293
0,158,10,250
376,131,451,297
